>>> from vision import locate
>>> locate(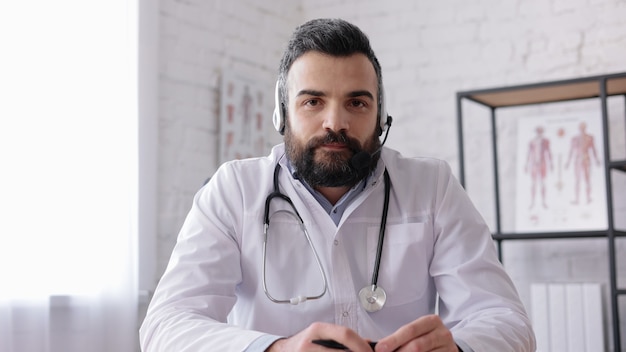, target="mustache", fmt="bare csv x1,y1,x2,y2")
307,131,360,151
